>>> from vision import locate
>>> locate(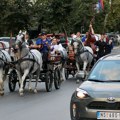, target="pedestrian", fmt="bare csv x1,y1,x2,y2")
70,32,77,45
104,39,113,55
24,33,33,47
82,32,88,44
70,32,77,40
95,34,107,60
76,32,81,41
